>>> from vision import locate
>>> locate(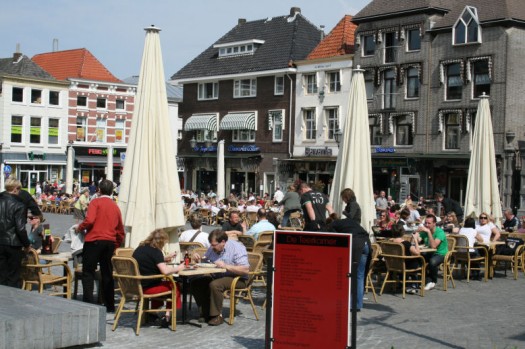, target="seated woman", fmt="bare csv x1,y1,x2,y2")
132,229,185,327
443,211,460,233
476,212,501,242
389,222,422,294
376,211,392,231
458,217,483,254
